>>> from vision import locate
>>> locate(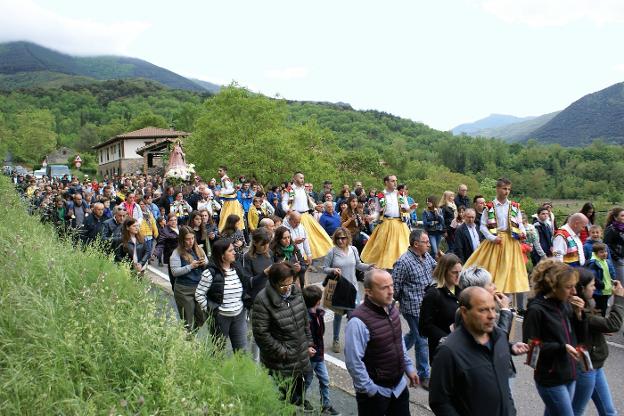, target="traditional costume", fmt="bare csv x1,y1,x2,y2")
360,189,410,269
465,199,529,293
281,184,333,259
247,204,267,231
218,175,245,231
553,224,585,267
